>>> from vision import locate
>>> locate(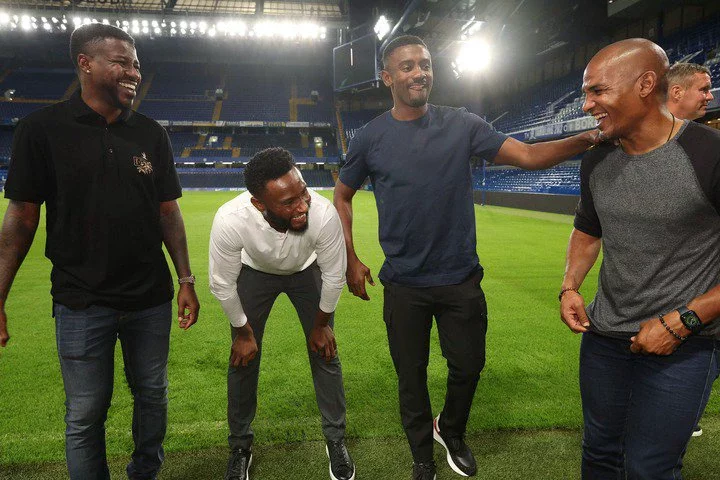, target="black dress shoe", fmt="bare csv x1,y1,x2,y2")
326,439,355,480
225,448,252,480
